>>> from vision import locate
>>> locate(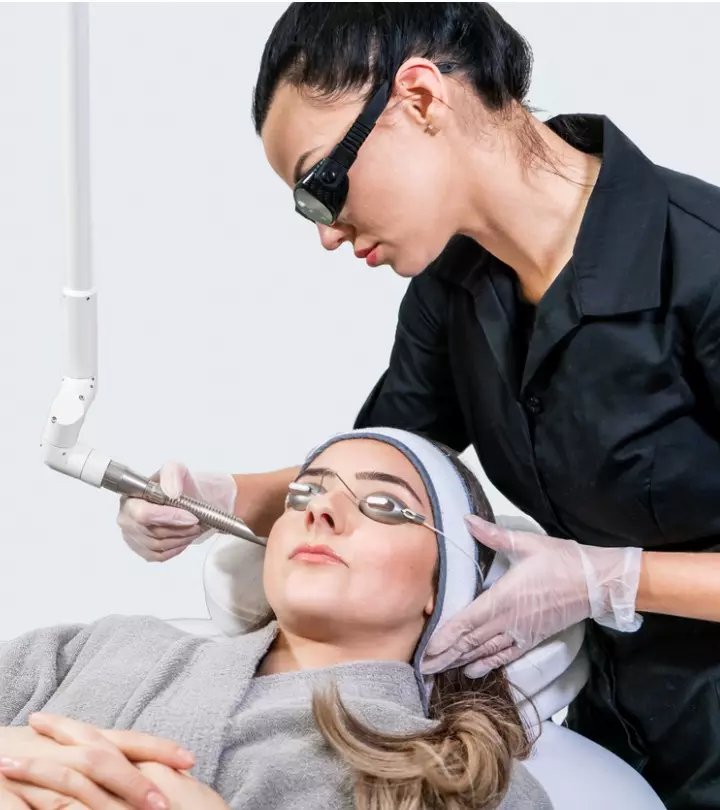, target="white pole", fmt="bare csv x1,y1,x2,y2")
65,1,97,382
41,2,109,486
